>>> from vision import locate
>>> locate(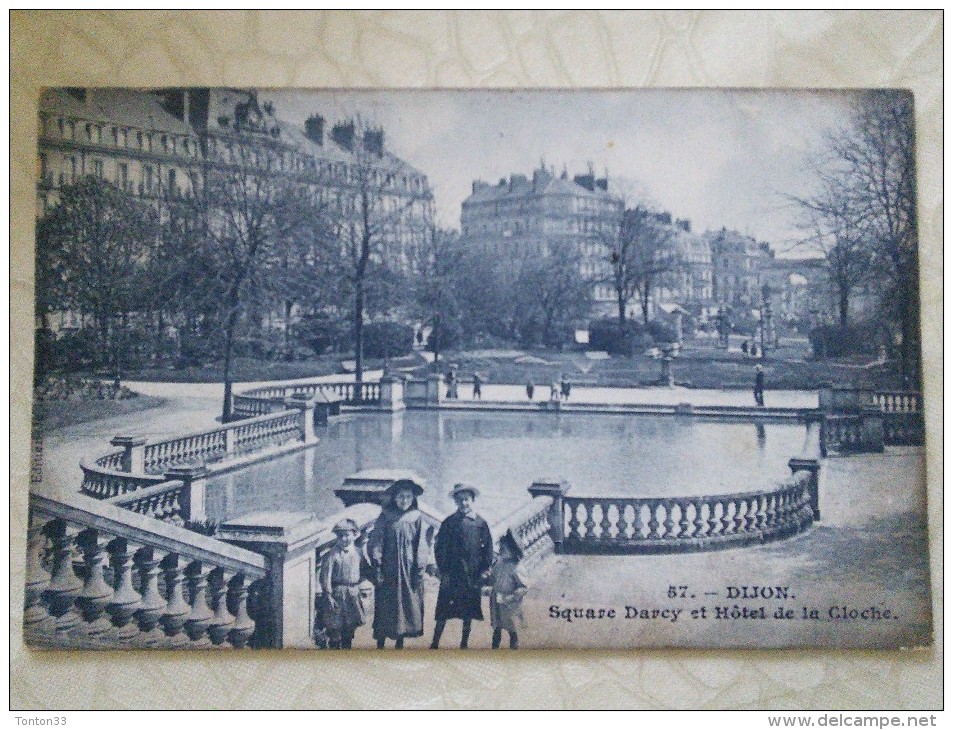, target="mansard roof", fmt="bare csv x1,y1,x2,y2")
465,170,616,205
40,88,196,137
